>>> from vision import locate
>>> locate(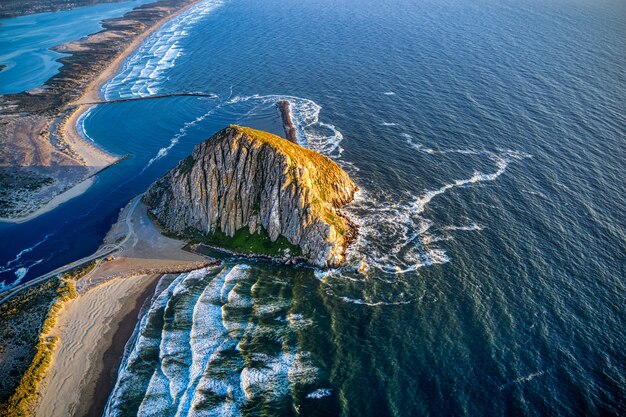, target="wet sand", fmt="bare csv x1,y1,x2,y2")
84,275,161,417
32,198,216,416
34,274,159,417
